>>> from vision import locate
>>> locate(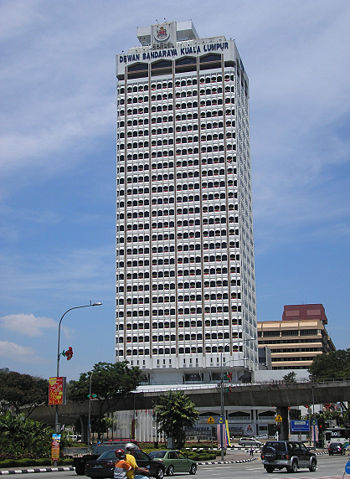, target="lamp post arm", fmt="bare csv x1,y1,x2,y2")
54,301,101,464
56,304,100,377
